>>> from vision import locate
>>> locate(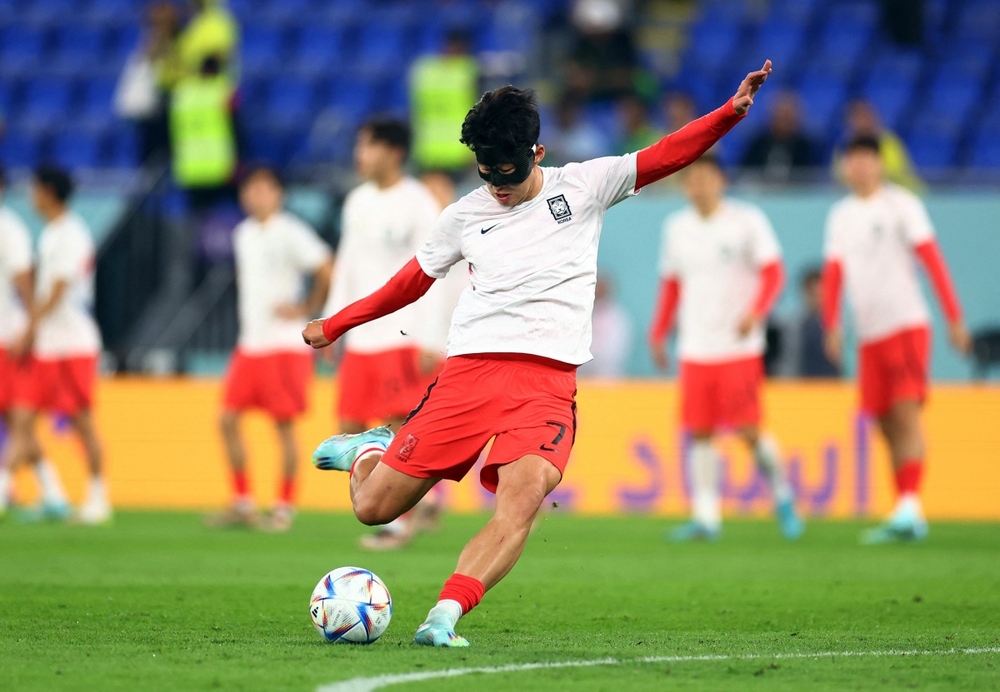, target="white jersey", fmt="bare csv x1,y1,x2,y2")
233,211,331,354
417,155,638,365
824,183,933,343
0,206,33,348
659,199,781,363
326,177,453,354
34,212,102,358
